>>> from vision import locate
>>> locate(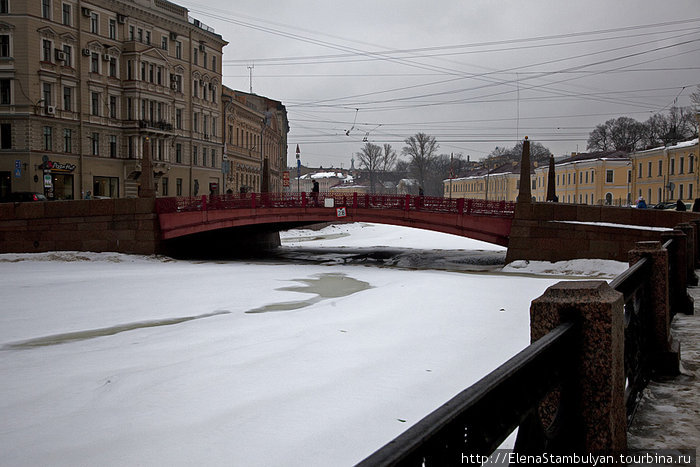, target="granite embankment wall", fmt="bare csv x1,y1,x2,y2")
506,202,700,263
0,199,161,255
